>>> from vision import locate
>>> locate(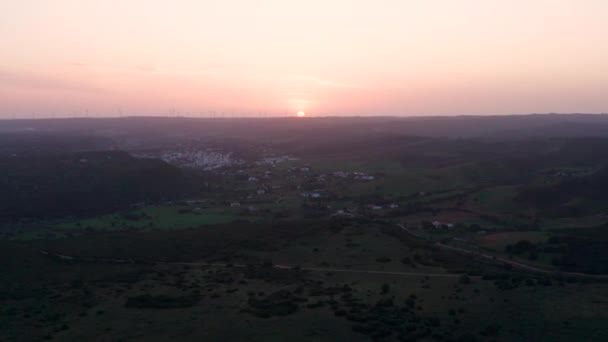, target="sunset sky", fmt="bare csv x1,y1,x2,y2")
1,0,607,117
